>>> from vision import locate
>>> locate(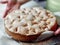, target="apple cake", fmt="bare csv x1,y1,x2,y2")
4,7,57,41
